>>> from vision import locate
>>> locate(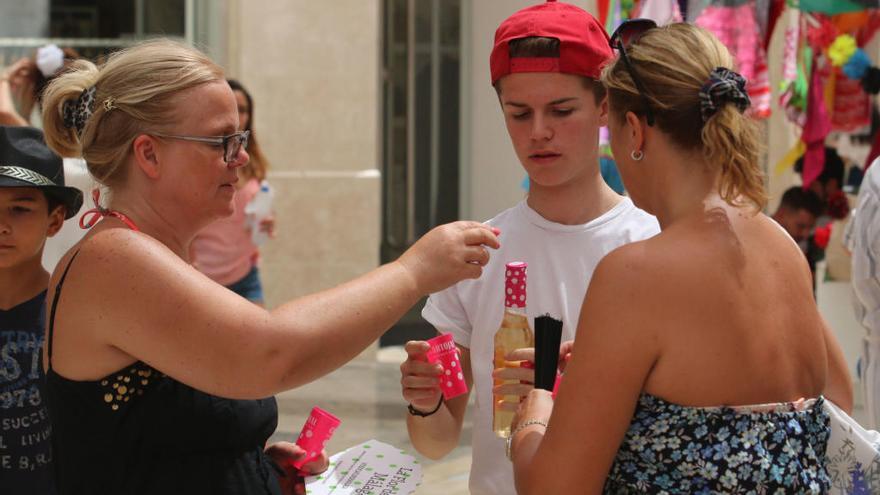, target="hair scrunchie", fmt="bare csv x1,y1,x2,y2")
699,67,751,123
62,86,97,135
36,44,65,78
